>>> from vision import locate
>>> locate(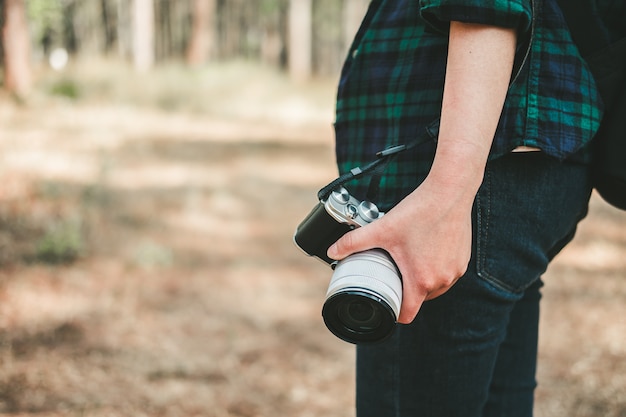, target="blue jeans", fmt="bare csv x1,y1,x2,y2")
356,153,592,417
